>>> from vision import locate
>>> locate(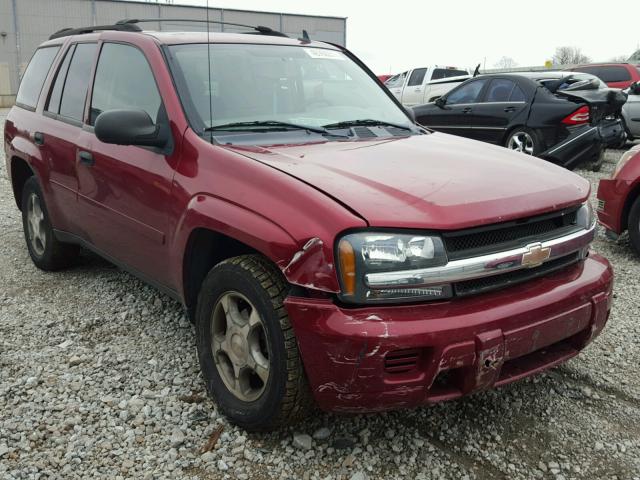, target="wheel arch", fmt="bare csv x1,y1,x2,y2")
621,181,640,232
182,227,261,321
176,194,342,321
9,156,36,210
501,124,528,146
